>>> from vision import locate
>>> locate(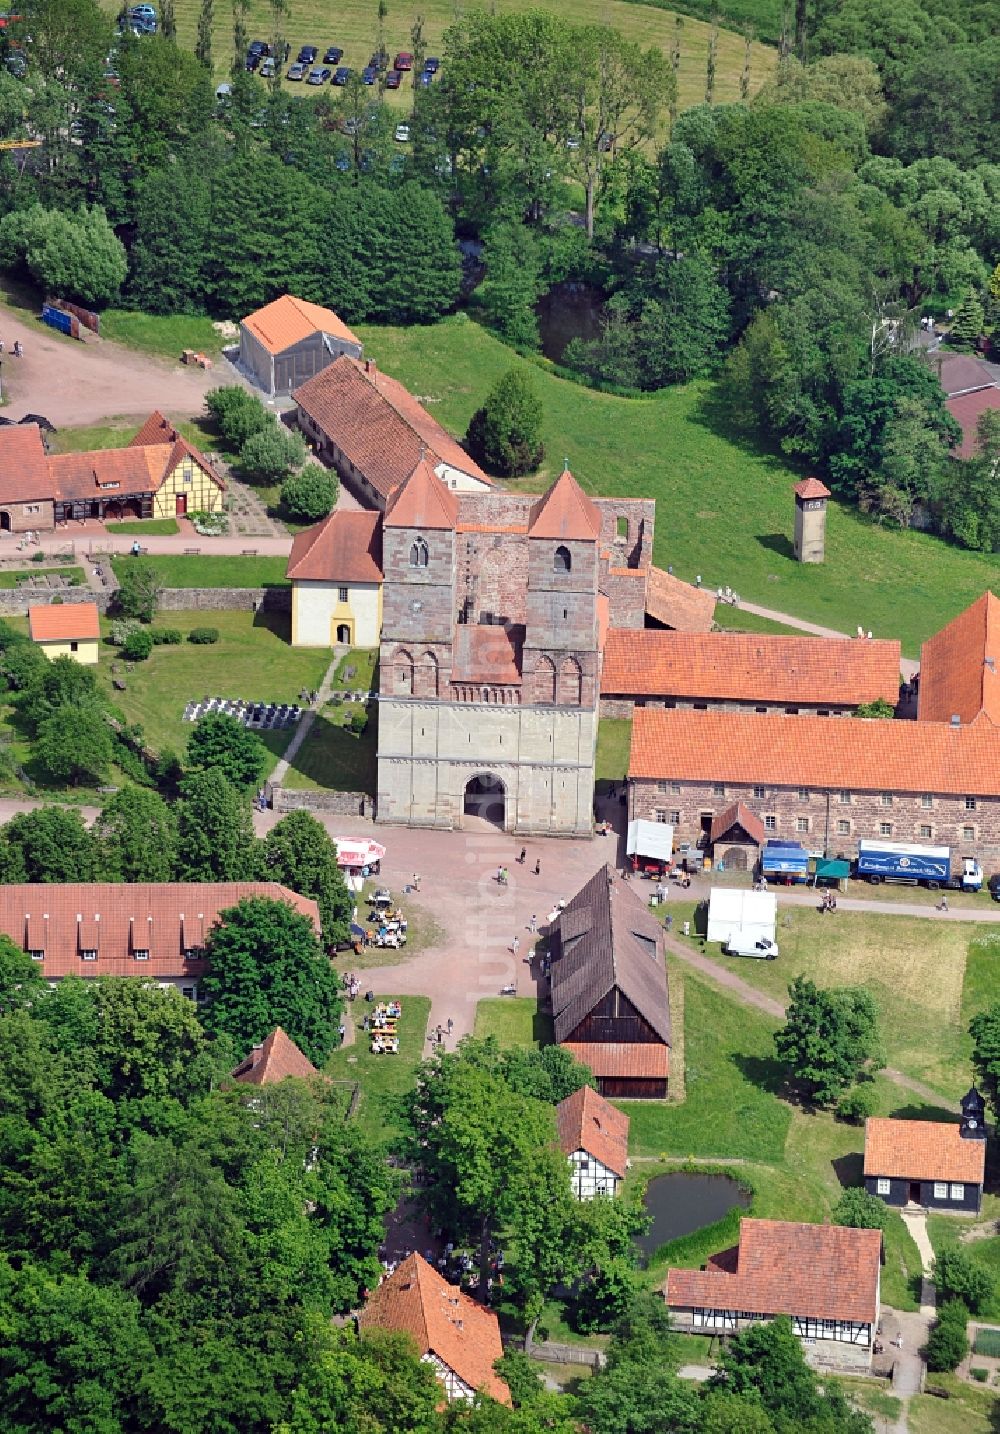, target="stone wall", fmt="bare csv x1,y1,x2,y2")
157,587,291,612
599,696,858,719
270,786,371,816
0,587,112,615
599,570,647,629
